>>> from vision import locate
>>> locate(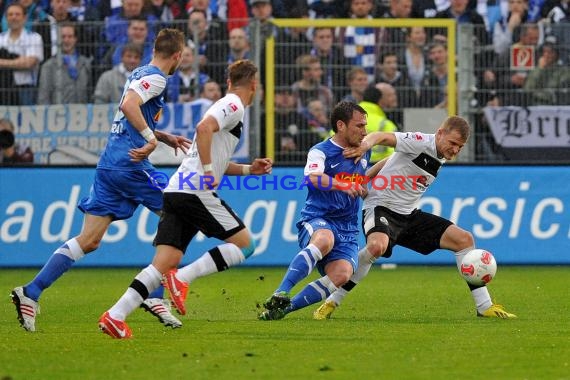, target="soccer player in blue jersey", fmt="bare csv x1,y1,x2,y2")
11,28,192,332
258,101,371,320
